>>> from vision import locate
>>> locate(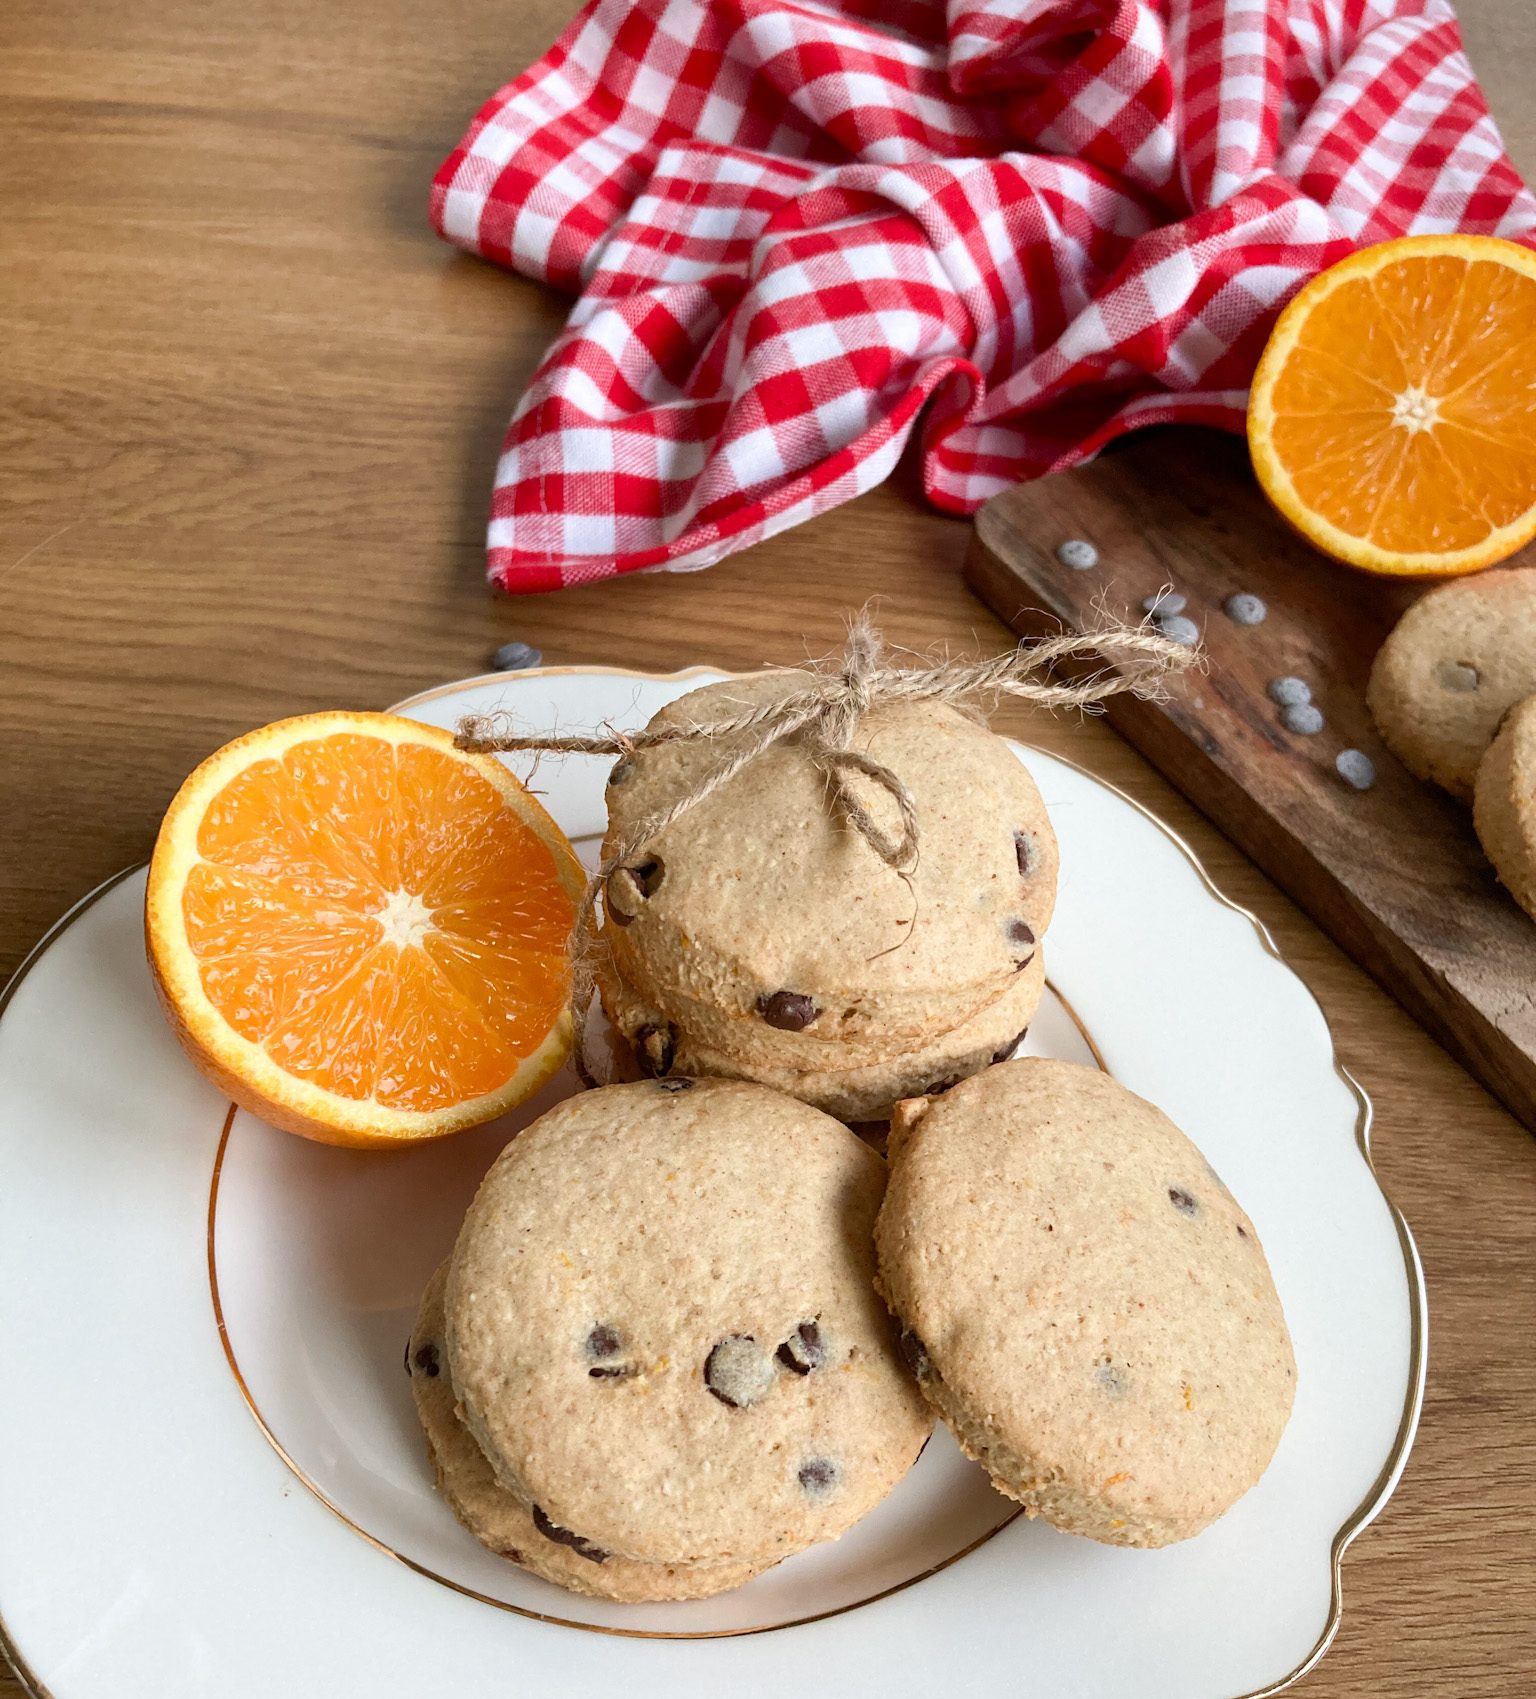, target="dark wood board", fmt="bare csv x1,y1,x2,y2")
965,429,1536,1132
